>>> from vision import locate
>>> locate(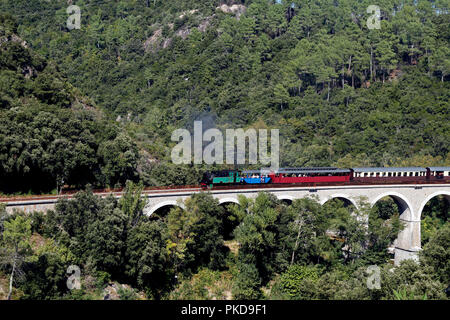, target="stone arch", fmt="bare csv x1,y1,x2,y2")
418,191,450,219
370,192,413,221
218,198,241,206
218,197,242,240
277,195,294,205
371,192,418,264
145,200,186,216
321,194,358,209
